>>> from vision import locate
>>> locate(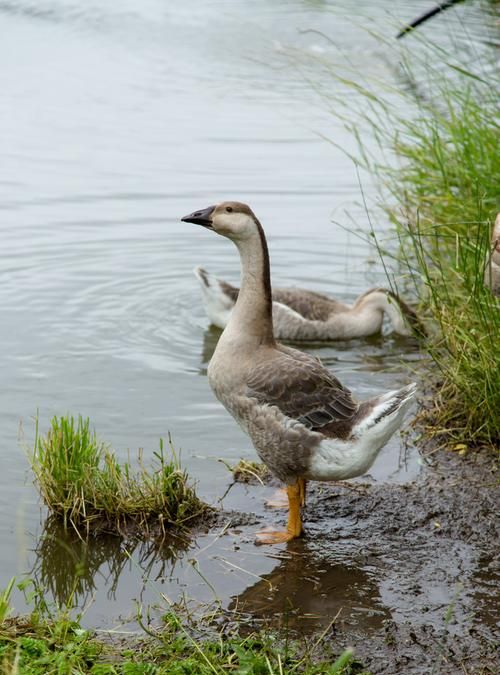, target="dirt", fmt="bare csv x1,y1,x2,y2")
25,446,499,675
212,447,499,674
